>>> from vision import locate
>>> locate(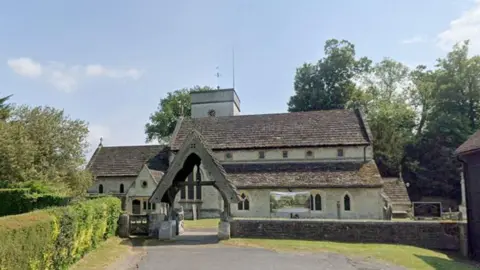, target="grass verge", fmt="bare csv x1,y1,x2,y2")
223,238,479,270
69,237,133,270
183,218,219,229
